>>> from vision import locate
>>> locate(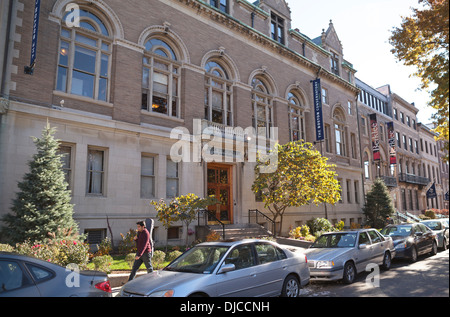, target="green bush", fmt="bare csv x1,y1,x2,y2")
0,244,14,252
424,209,436,219
166,250,182,263
152,250,166,267
125,253,136,269
97,237,112,256
92,255,113,273
307,218,334,237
